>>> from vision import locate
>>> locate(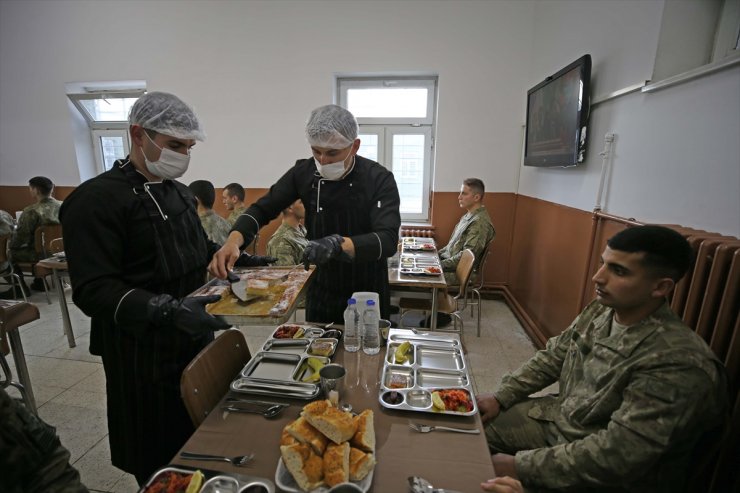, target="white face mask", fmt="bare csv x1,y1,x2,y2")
141,131,191,180
314,153,354,180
